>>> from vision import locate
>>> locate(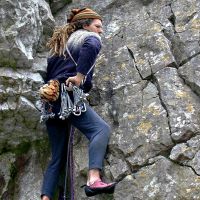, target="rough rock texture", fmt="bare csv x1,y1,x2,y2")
45,0,72,14
0,0,54,68
114,156,200,200
0,0,200,199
